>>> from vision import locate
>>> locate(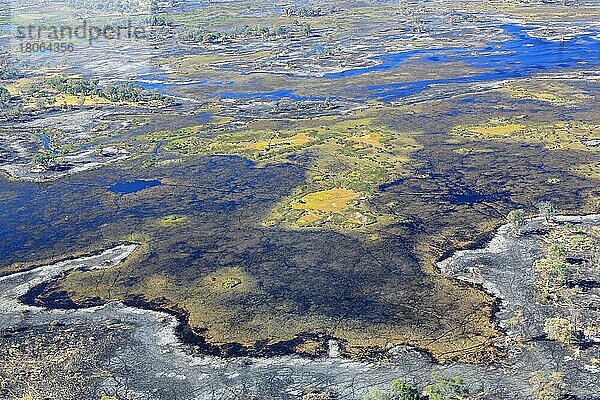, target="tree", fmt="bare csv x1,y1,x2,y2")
303,23,313,37
0,86,11,109
507,209,526,235
32,151,59,169
390,379,420,400
423,373,470,400
0,52,18,80
538,202,555,223
537,258,575,286
363,387,388,400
